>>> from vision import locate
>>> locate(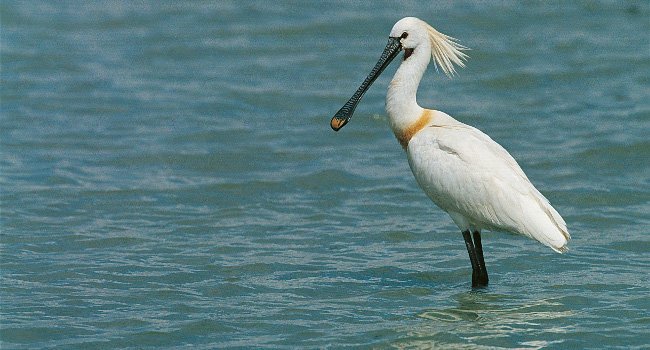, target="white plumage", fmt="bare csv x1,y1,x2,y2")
406,110,570,252
331,17,570,286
